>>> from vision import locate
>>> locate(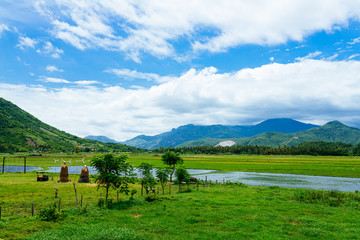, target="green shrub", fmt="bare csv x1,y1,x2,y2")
38,204,65,222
